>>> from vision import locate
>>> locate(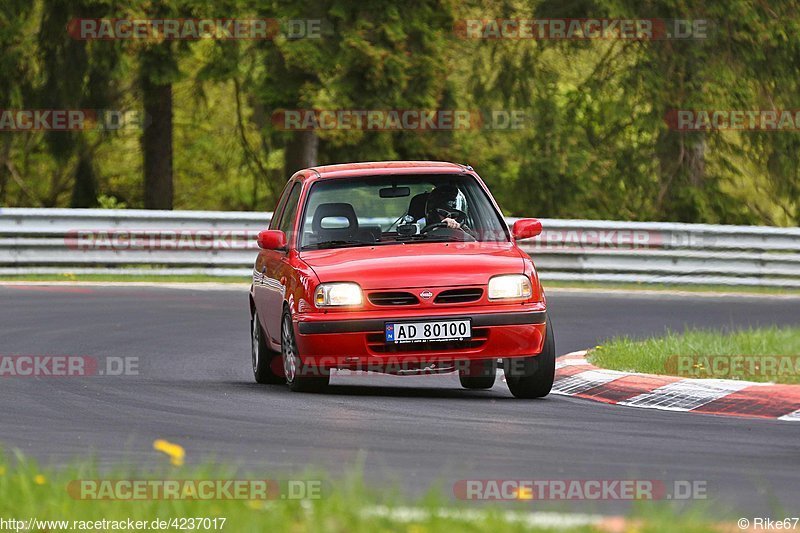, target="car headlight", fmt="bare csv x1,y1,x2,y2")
315,282,363,307
488,274,532,300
